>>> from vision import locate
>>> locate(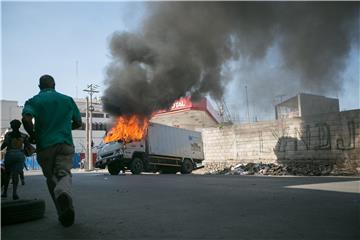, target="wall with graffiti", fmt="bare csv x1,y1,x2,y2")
202,110,360,174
